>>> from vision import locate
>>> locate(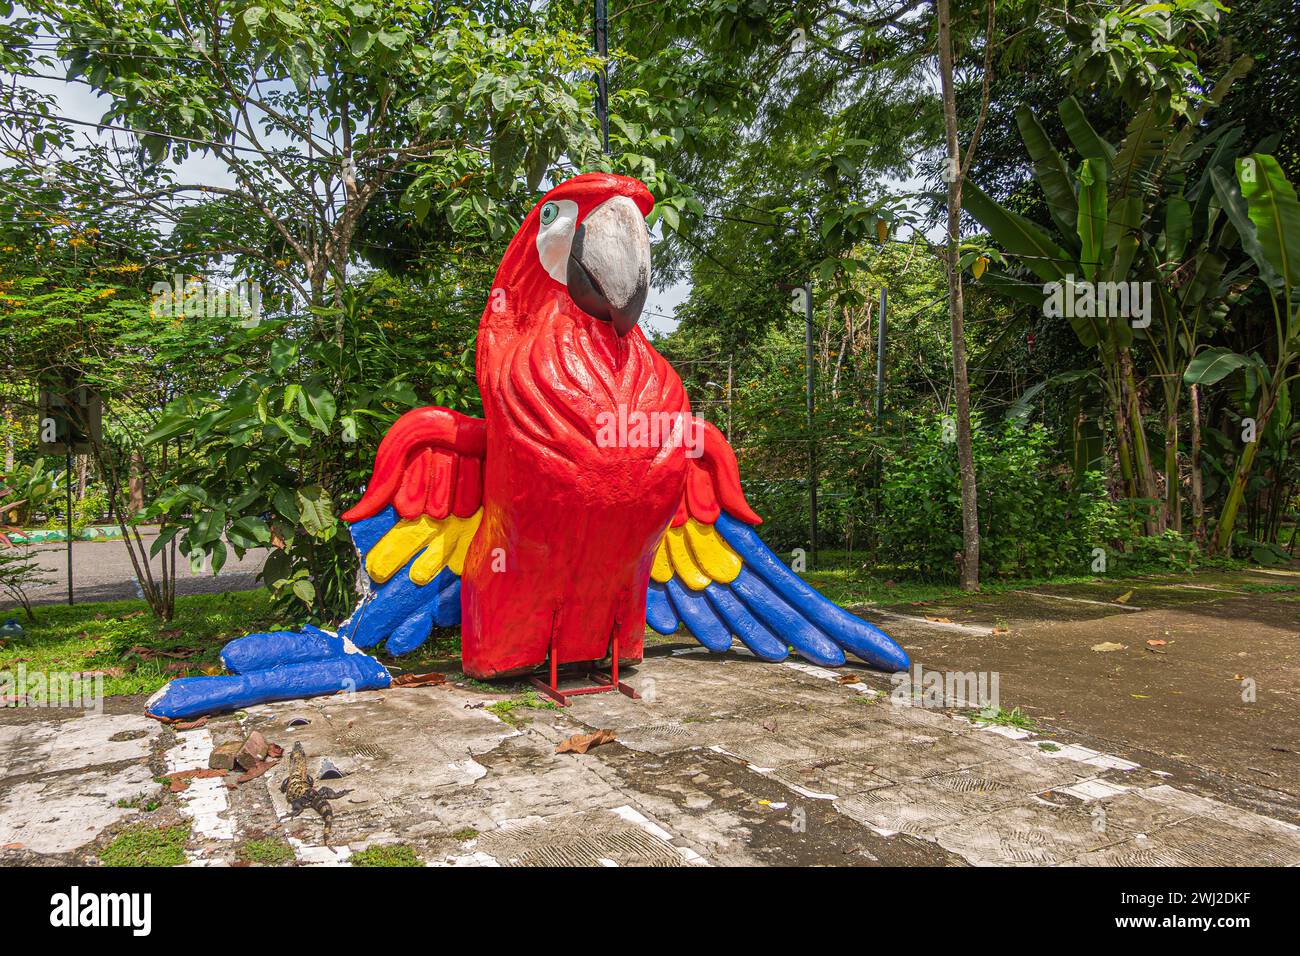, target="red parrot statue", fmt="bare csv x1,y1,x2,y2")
148,173,907,720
